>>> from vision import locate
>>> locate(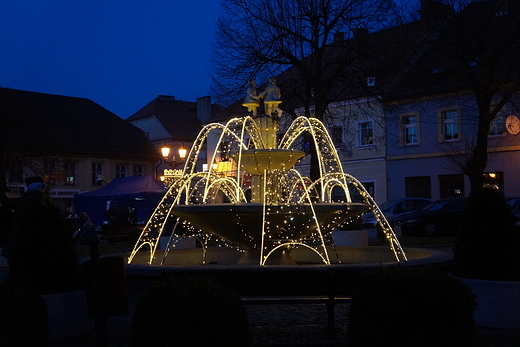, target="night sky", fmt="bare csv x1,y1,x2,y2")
0,1,221,118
